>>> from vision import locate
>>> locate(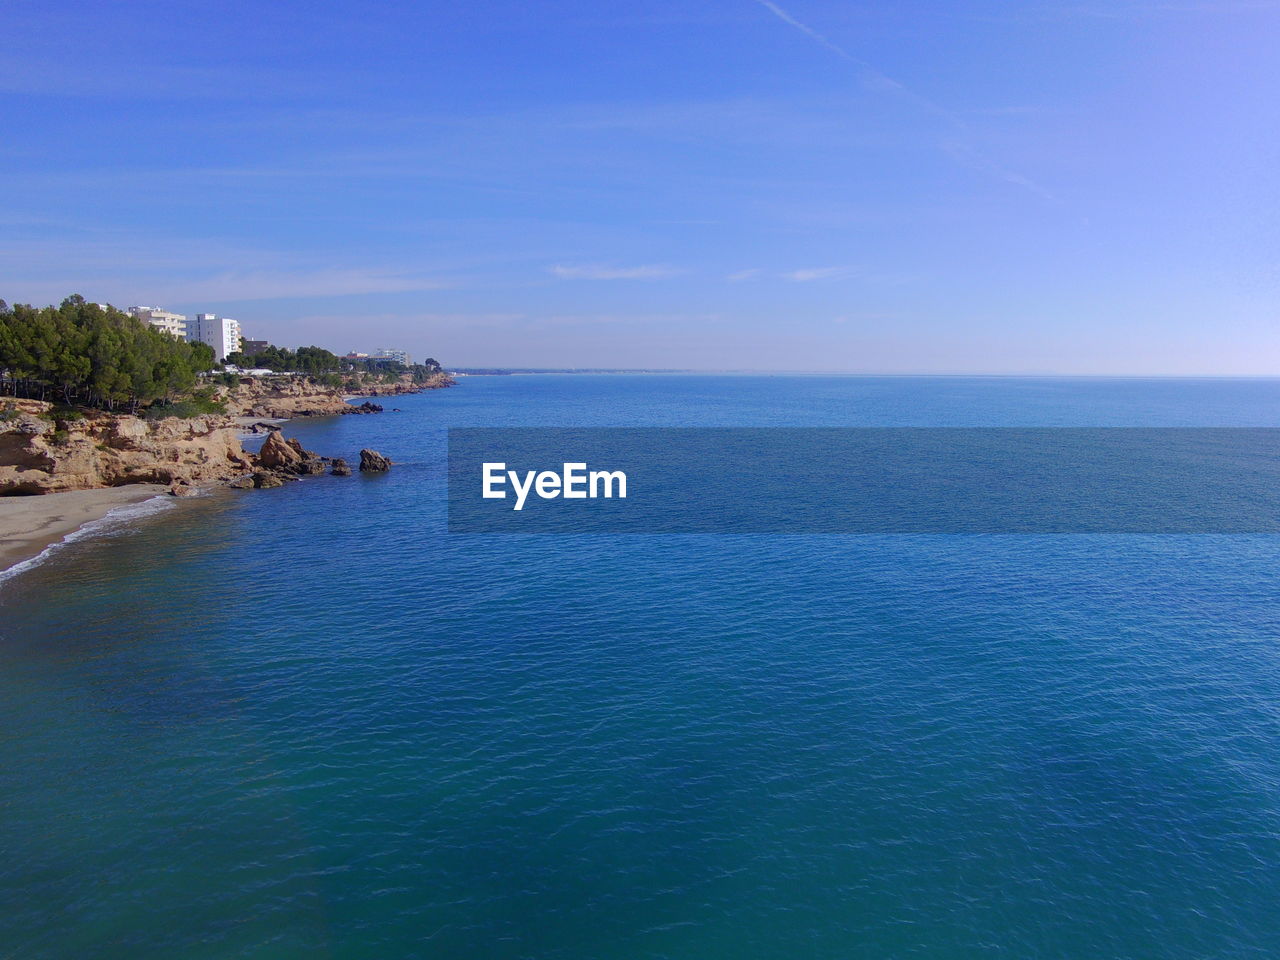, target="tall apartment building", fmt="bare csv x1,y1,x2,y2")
373,347,412,365
128,306,188,340
188,313,243,361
